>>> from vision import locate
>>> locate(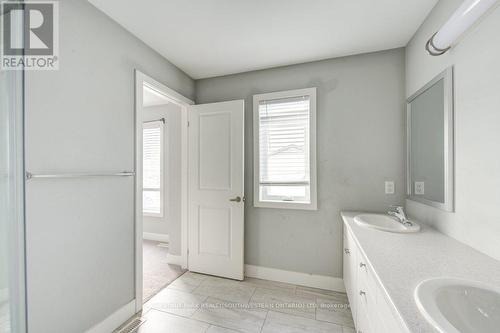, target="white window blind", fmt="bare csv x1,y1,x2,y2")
258,95,311,203
143,121,163,216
